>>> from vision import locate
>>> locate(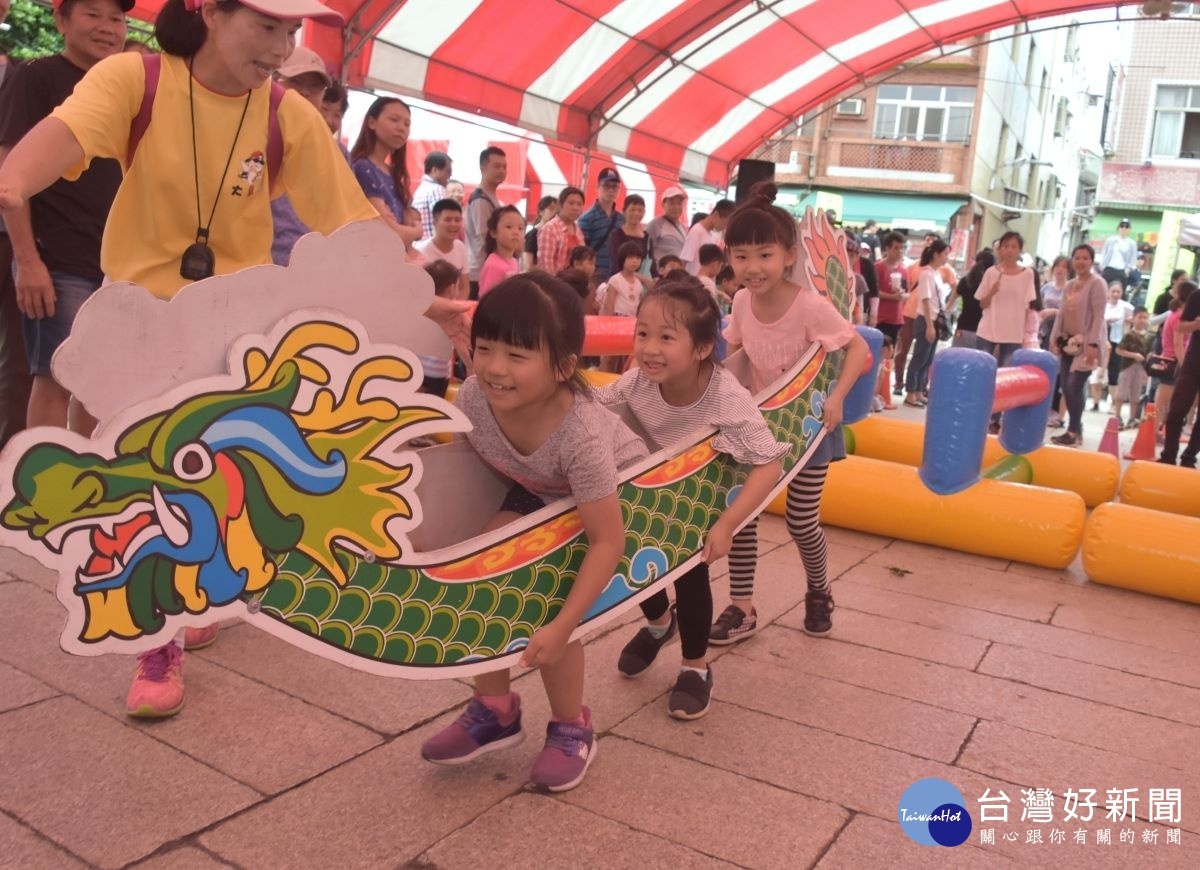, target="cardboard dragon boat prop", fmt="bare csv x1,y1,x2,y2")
0,211,860,678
